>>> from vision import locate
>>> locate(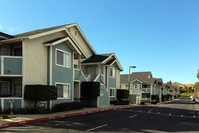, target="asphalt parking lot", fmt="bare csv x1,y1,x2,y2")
1,98,199,133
